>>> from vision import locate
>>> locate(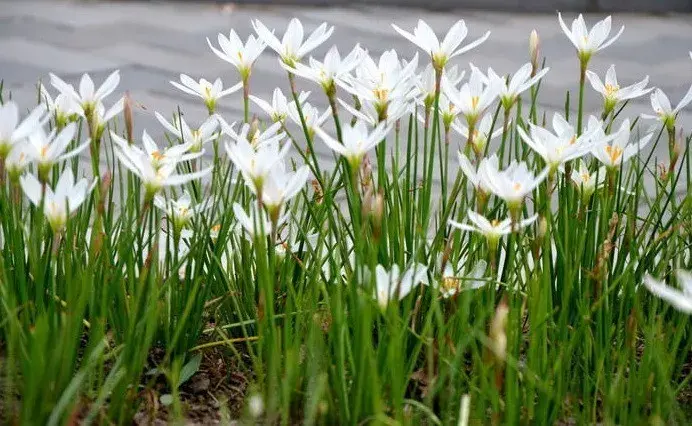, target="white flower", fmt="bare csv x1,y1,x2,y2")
5,142,31,181
478,156,548,209
275,220,319,258
250,88,310,123
488,63,549,109
339,96,411,126
444,65,500,127
392,19,490,69
113,132,210,198
232,202,286,240
643,270,692,314
558,13,624,63
314,120,390,168
156,112,218,153
20,169,95,232
449,210,537,242
252,18,333,66
641,87,692,130
259,163,310,212
286,44,363,92
570,159,606,200
0,101,47,159
218,118,285,149
39,83,79,126
111,130,198,170
207,30,266,79
170,74,242,113
417,64,465,107
25,123,90,180
154,190,206,231
585,65,652,115
591,119,652,169
457,152,493,192
452,114,503,154
373,263,429,308
339,50,419,113
50,70,120,112
286,101,330,135
516,113,601,171
225,137,290,191
440,259,487,298
84,98,125,140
